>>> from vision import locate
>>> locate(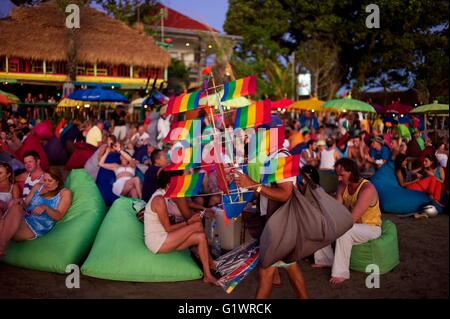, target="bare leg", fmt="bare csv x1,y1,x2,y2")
255,266,276,299
285,262,309,299
129,188,139,199
272,268,282,287
133,177,142,199
191,246,216,270
0,205,34,256
157,222,203,252
174,232,218,285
